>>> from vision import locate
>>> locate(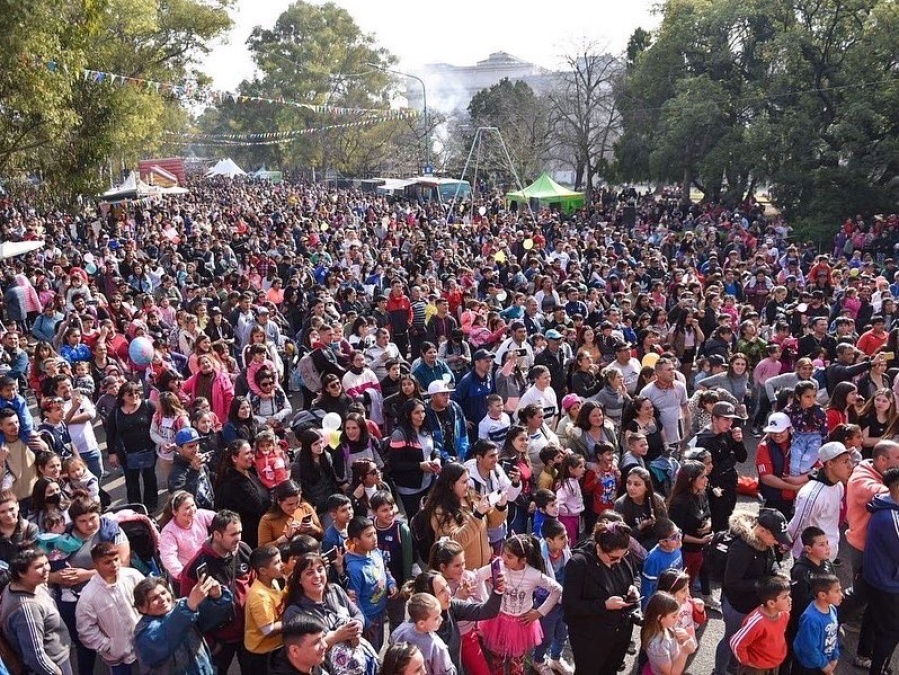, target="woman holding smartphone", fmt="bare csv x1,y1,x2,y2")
257,479,323,546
